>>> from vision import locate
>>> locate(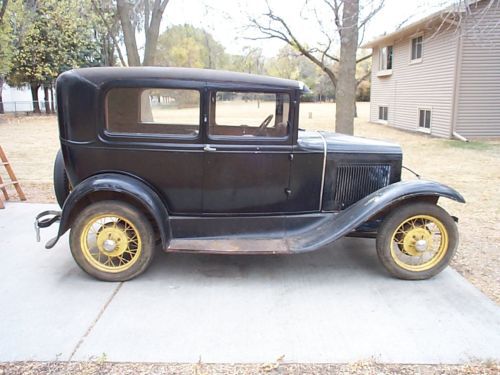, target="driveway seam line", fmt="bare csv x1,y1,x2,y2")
68,282,123,361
